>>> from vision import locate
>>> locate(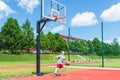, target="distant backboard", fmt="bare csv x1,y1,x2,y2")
42,0,66,24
